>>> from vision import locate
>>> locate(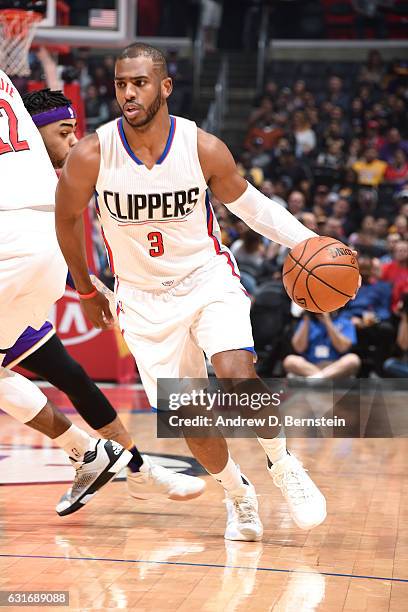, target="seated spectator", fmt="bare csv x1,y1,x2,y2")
358,50,385,86
379,128,408,163
353,146,387,187
316,138,345,172
384,149,408,190
311,184,331,218
236,152,264,188
383,305,408,378
287,190,306,217
283,311,360,379
249,137,273,171
382,240,408,312
260,180,287,208
318,75,349,112
85,84,109,132
299,211,318,233
292,110,316,157
380,232,401,264
230,229,265,294
324,217,345,241
349,215,386,257
364,120,385,152
330,197,356,237
343,254,393,375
